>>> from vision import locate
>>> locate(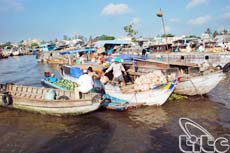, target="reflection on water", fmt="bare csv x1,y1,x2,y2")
128,107,169,130
0,56,229,153
208,73,230,108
